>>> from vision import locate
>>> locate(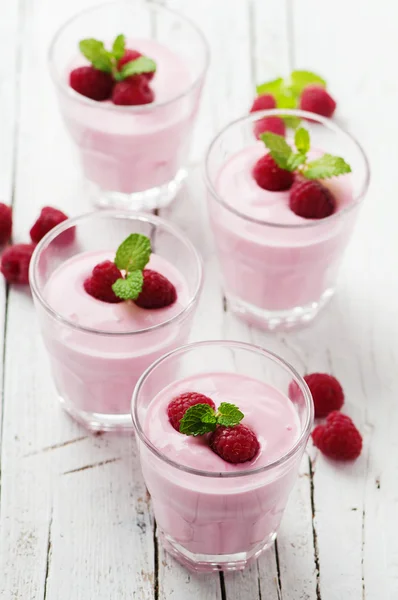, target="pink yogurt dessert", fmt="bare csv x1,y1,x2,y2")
206,111,369,330
49,2,209,209
133,341,313,572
